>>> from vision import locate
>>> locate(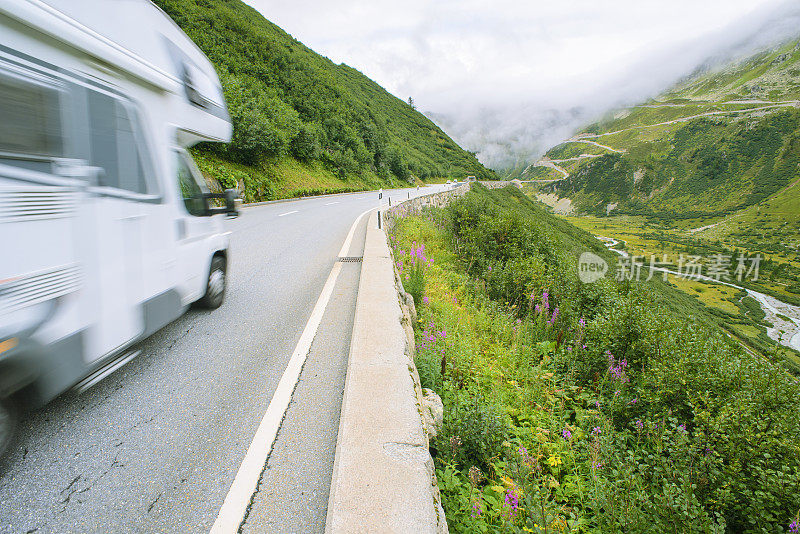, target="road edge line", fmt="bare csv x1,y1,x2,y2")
210,207,375,534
